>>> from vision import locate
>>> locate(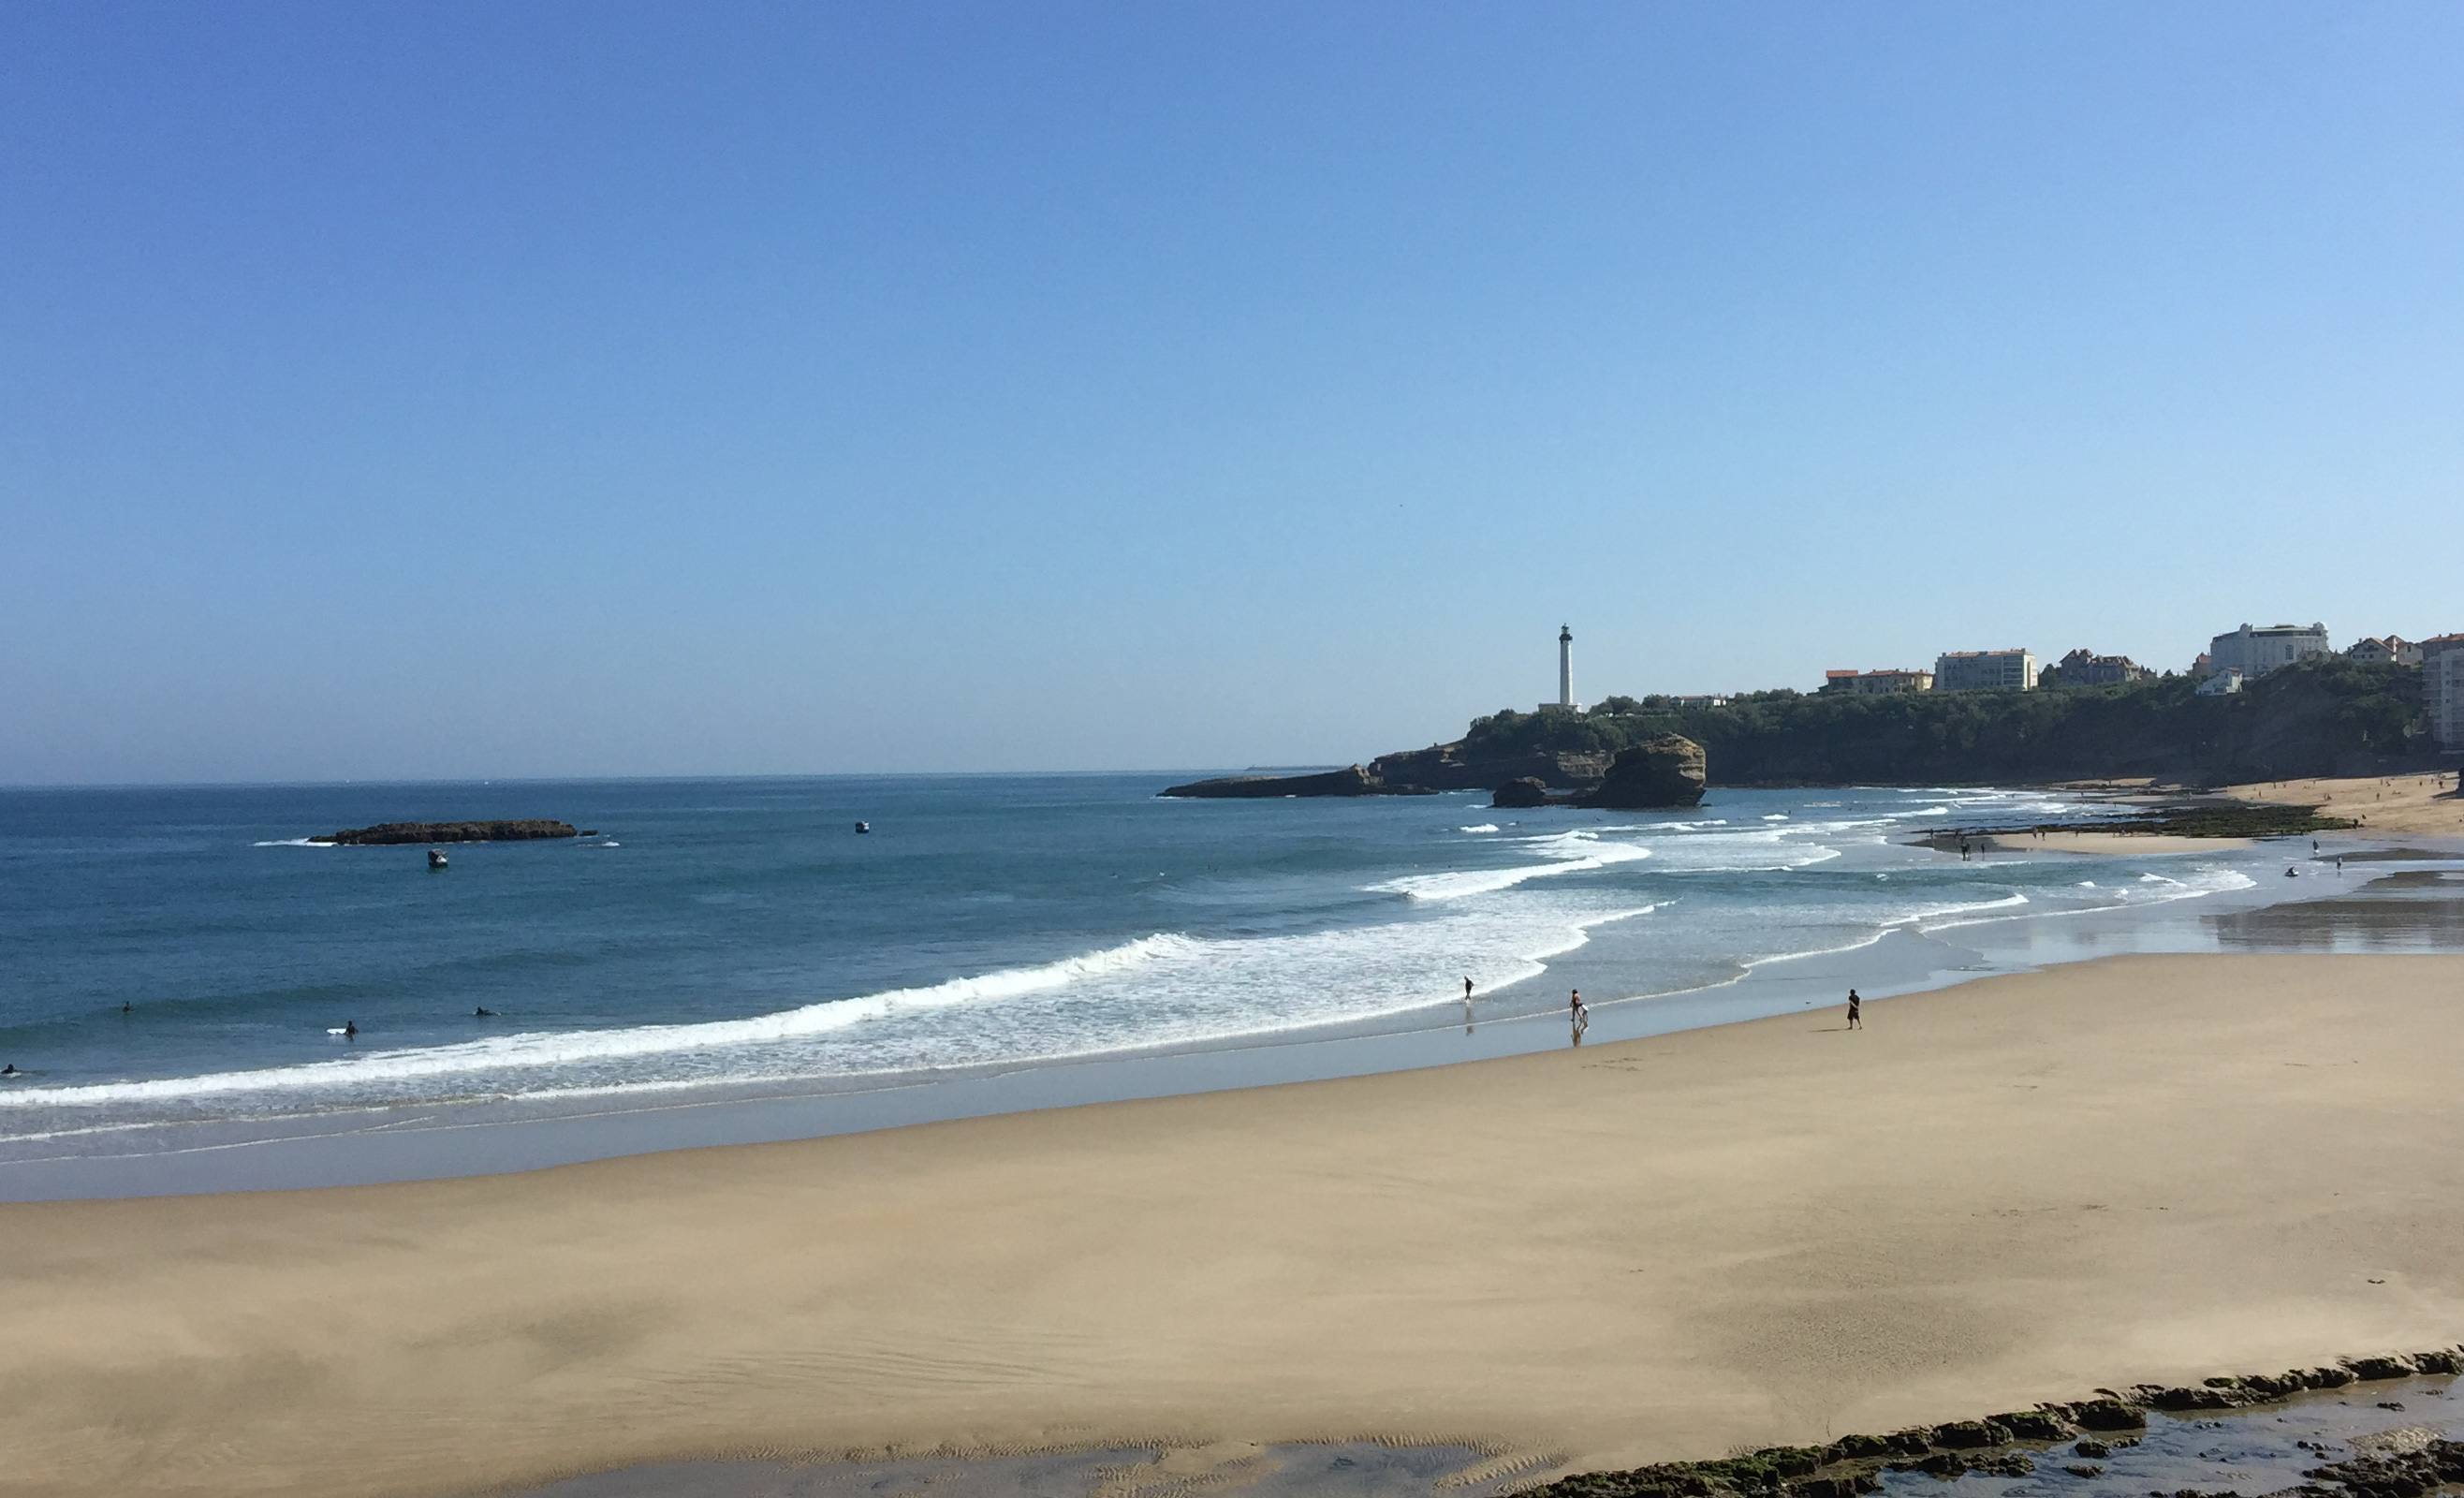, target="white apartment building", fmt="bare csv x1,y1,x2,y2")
1934,649,2037,692
2427,636,2464,747
2207,623,2329,680
2196,669,2245,697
